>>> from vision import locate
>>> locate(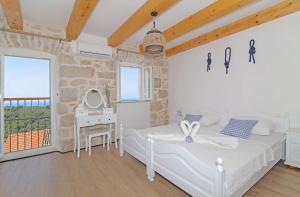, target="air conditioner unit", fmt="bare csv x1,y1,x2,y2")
75,41,113,58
